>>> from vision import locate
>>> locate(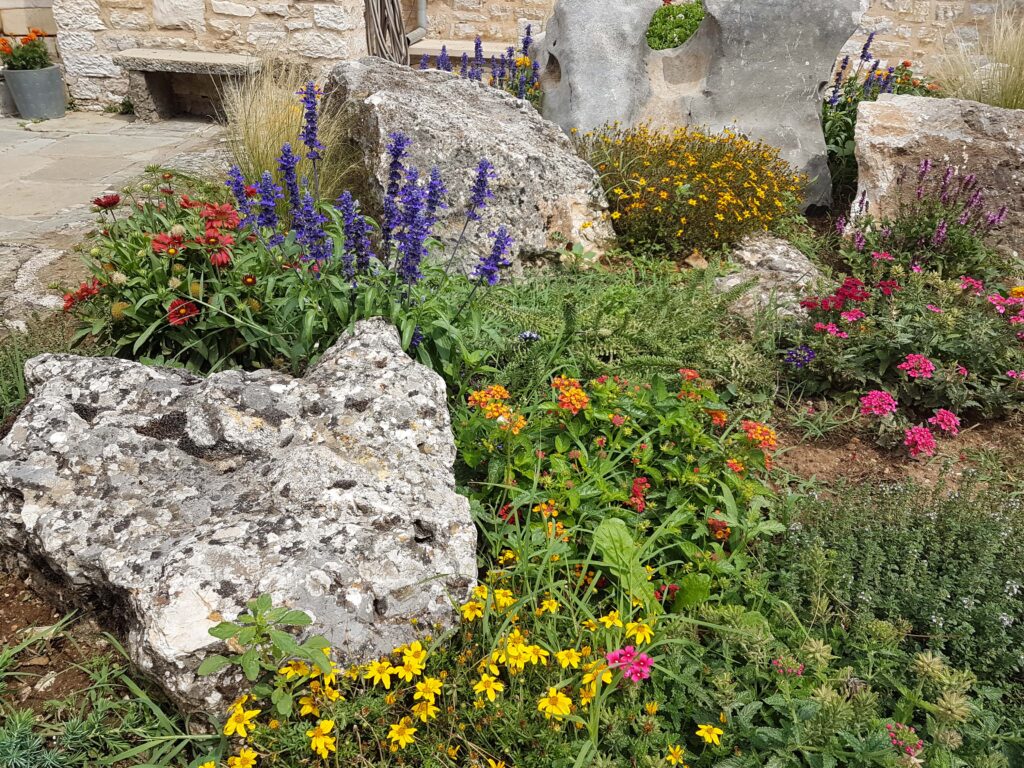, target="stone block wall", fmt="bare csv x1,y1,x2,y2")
50,0,365,110
398,0,1020,65
1,0,60,116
